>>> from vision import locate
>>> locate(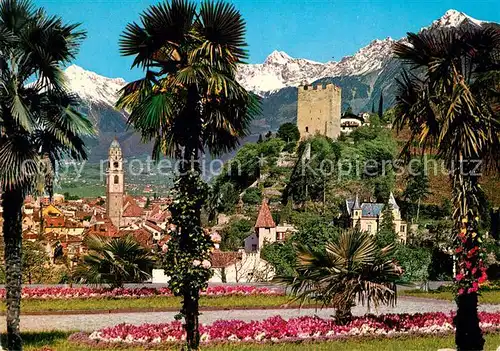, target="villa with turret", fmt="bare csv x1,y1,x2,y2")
346,193,408,242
